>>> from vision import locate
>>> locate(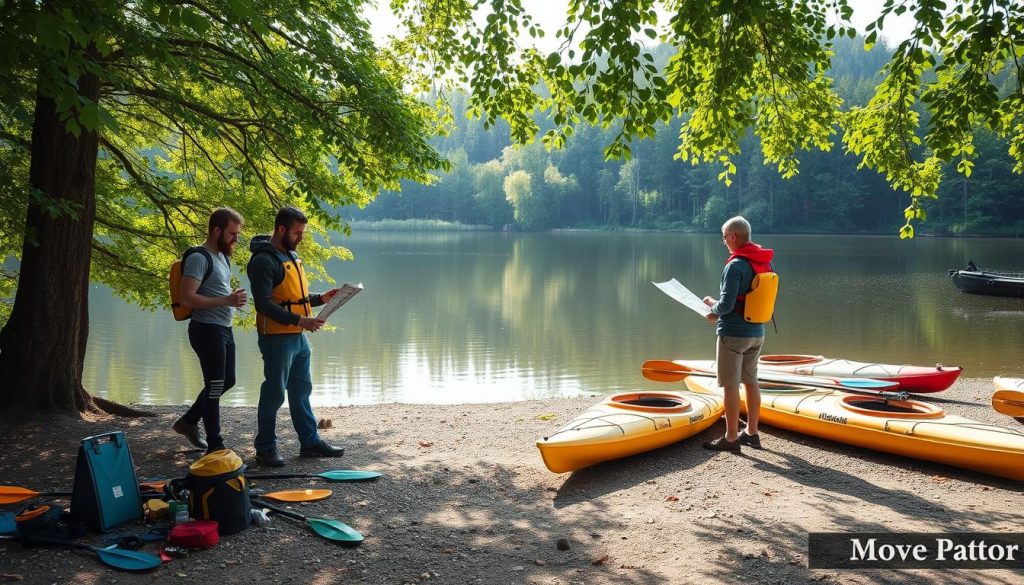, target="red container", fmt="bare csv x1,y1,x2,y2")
168,520,219,549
